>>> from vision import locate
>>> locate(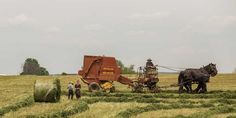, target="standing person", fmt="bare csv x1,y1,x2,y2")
75,80,81,100
67,82,74,100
